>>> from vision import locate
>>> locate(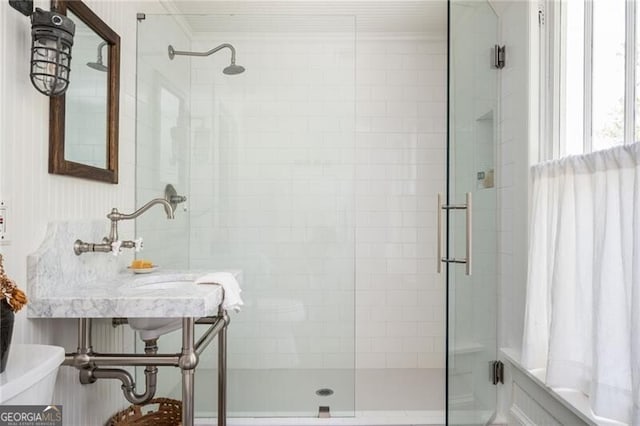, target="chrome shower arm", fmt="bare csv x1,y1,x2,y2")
96,41,108,62
168,43,238,64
